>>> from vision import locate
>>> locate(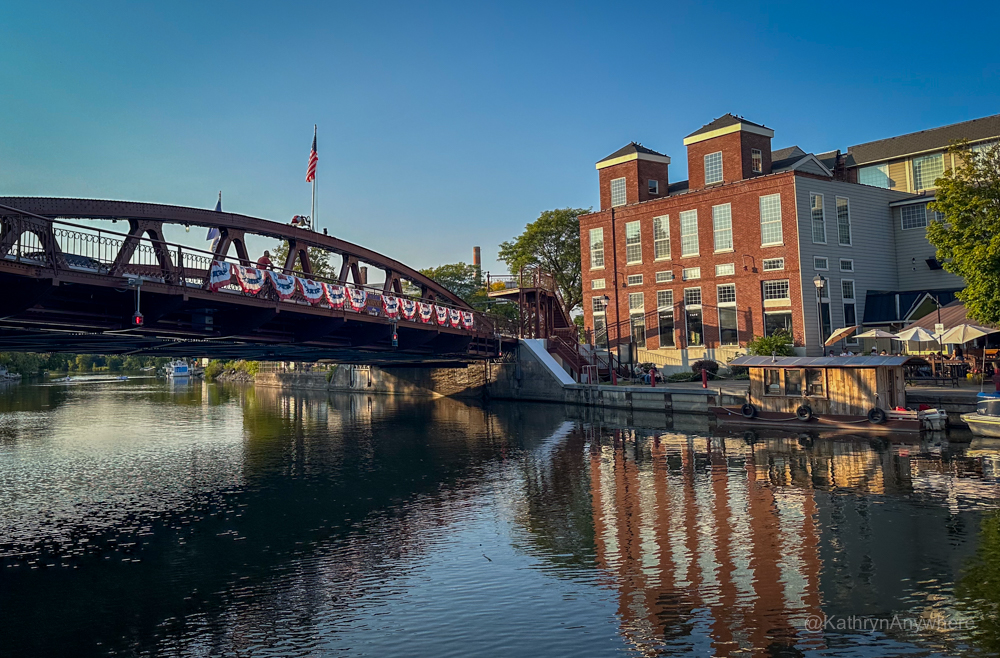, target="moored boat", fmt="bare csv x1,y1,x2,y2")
961,397,1000,437
165,359,191,378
